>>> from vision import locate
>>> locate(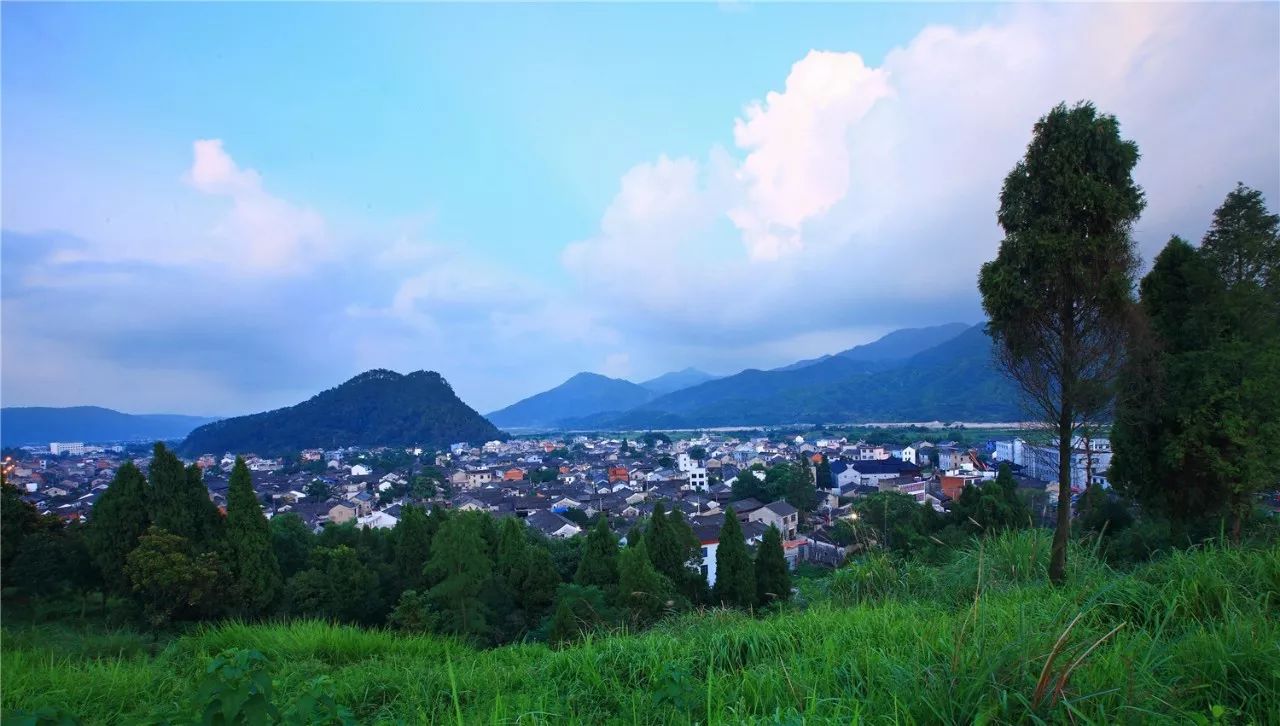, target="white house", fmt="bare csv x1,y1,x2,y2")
349,464,372,477
901,445,917,465
686,467,708,491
